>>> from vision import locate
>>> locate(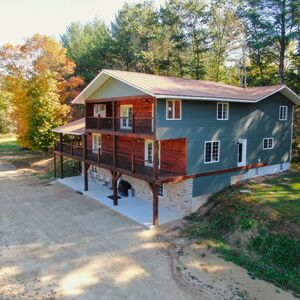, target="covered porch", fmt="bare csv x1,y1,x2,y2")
58,175,182,228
